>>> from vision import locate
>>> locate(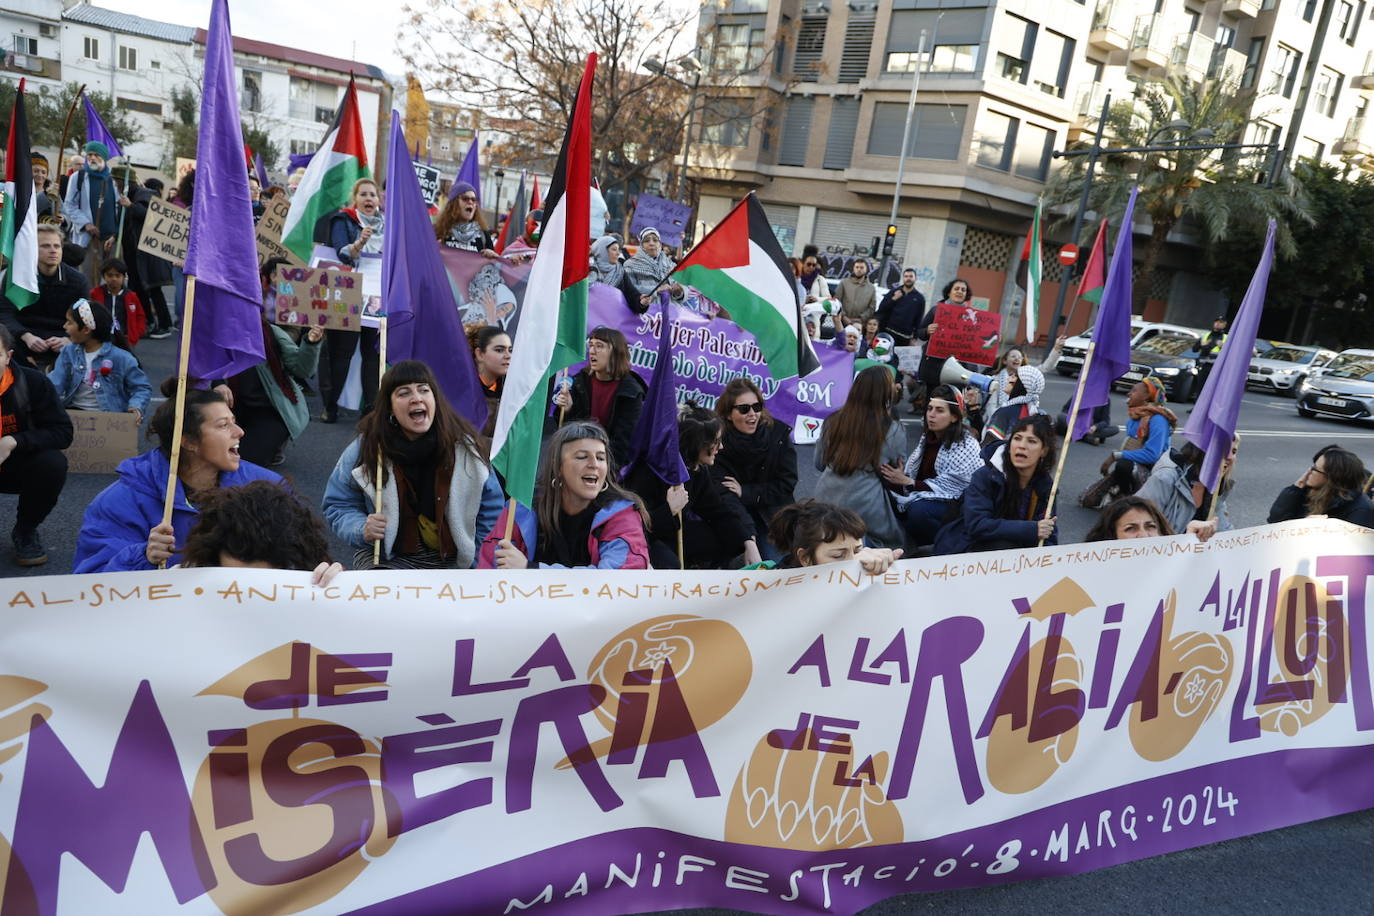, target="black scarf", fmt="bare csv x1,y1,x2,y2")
722,423,772,469
388,425,440,519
